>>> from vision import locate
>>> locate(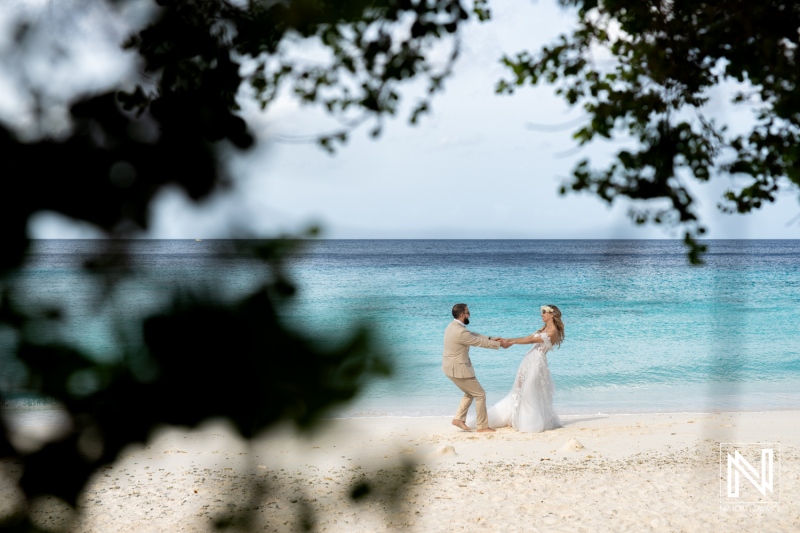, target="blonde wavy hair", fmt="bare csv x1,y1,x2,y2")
536,304,565,348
